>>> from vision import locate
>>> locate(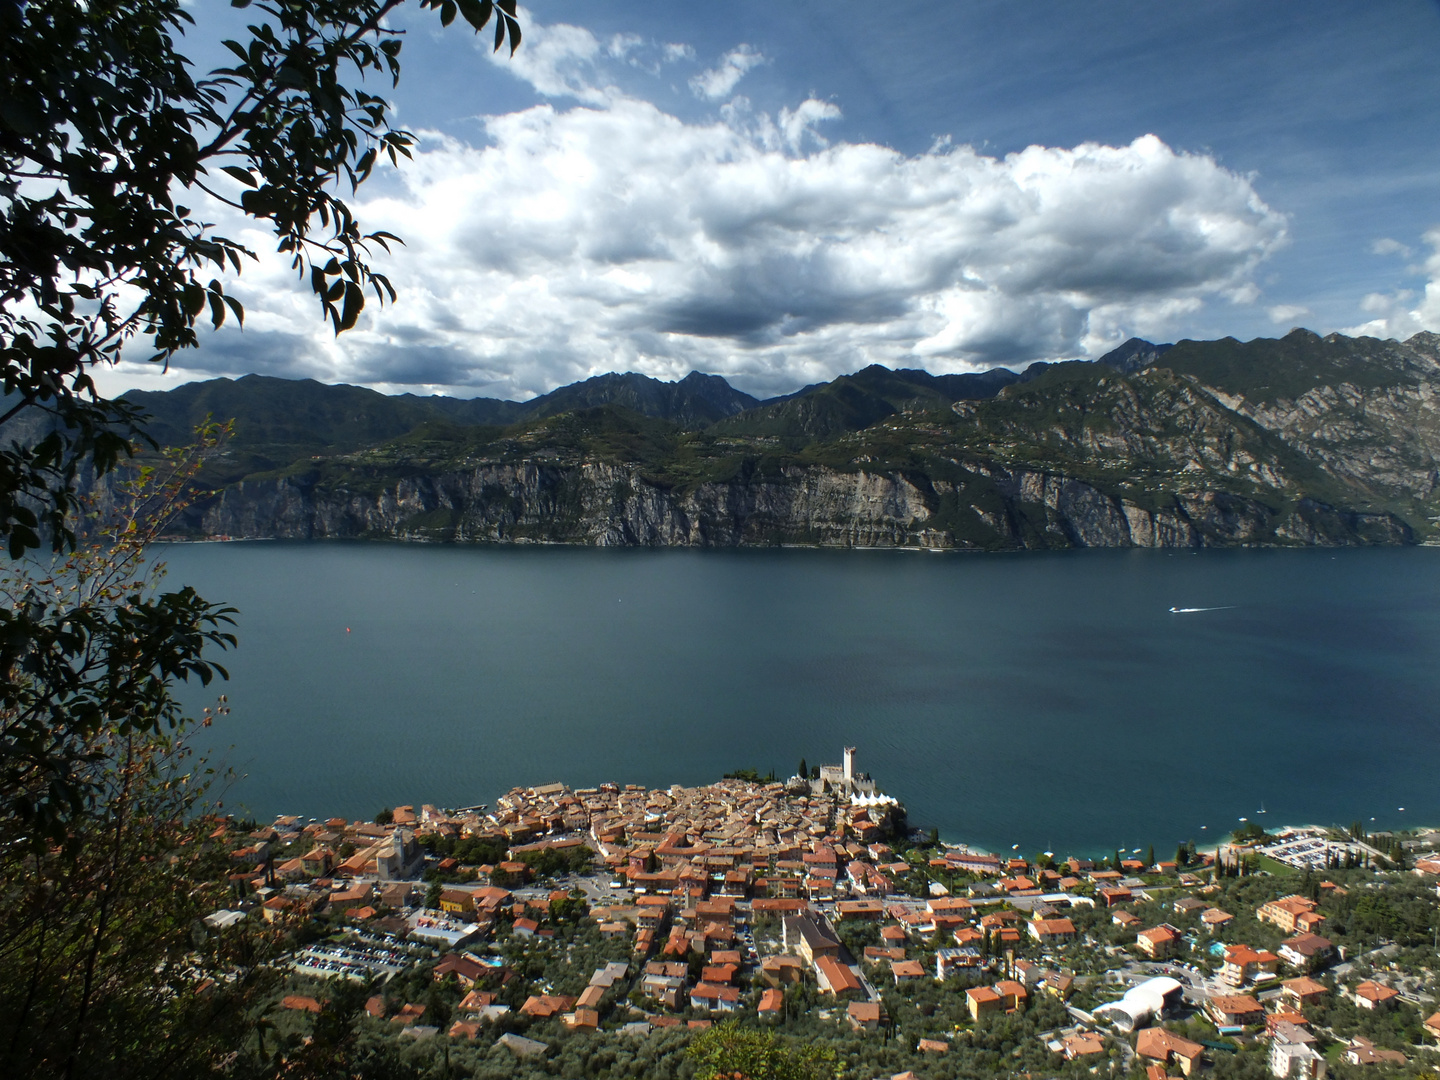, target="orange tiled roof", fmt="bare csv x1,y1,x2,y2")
1355,981,1400,1003
1136,1027,1204,1062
